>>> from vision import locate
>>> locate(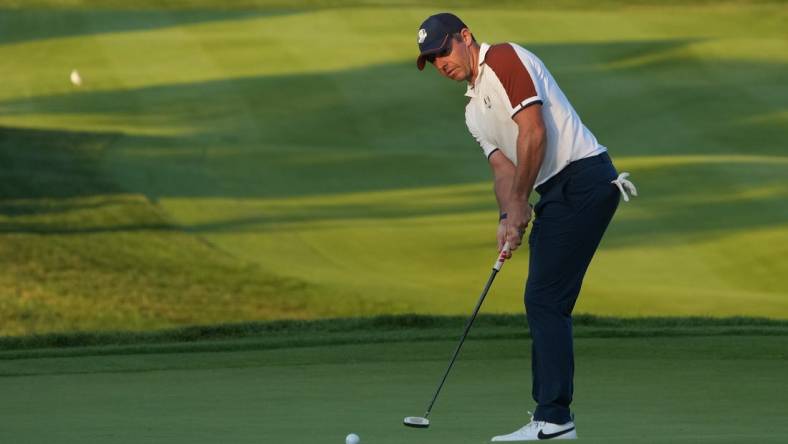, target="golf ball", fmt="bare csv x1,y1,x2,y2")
70,69,82,87
345,433,360,444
